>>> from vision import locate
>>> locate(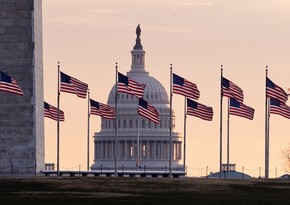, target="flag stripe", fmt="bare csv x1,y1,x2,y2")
266,77,288,103
118,72,144,98
60,72,88,98
0,71,23,96
90,99,115,119
173,73,200,100
44,102,64,121
186,98,213,121
138,98,159,123
270,98,290,119
229,98,255,120
222,77,243,102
